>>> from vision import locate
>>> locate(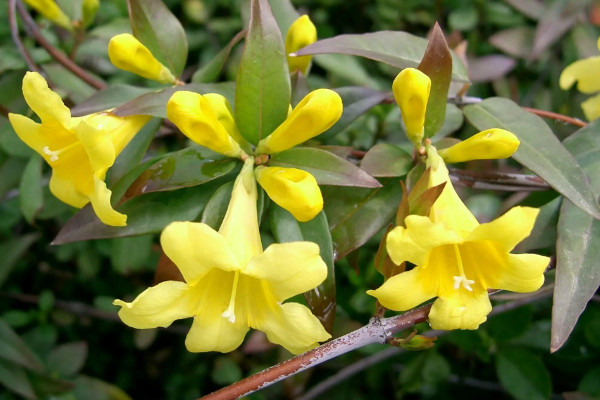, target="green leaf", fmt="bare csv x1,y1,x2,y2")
192,30,246,83
211,357,242,385
235,0,290,145
270,207,336,333
71,85,154,116
127,0,187,77
72,375,132,400
201,181,234,230
360,143,412,178
496,347,552,400
110,235,154,273
46,341,88,377
0,359,36,399
464,97,600,219
323,180,403,260
19,155,44,223
0,317,44,372
269,147,381,187
114,82,235,118
516,196,561,252
418,23,452,138
321,87,390,140
267,0,299,35
52,181,224,244
296,31,469,83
